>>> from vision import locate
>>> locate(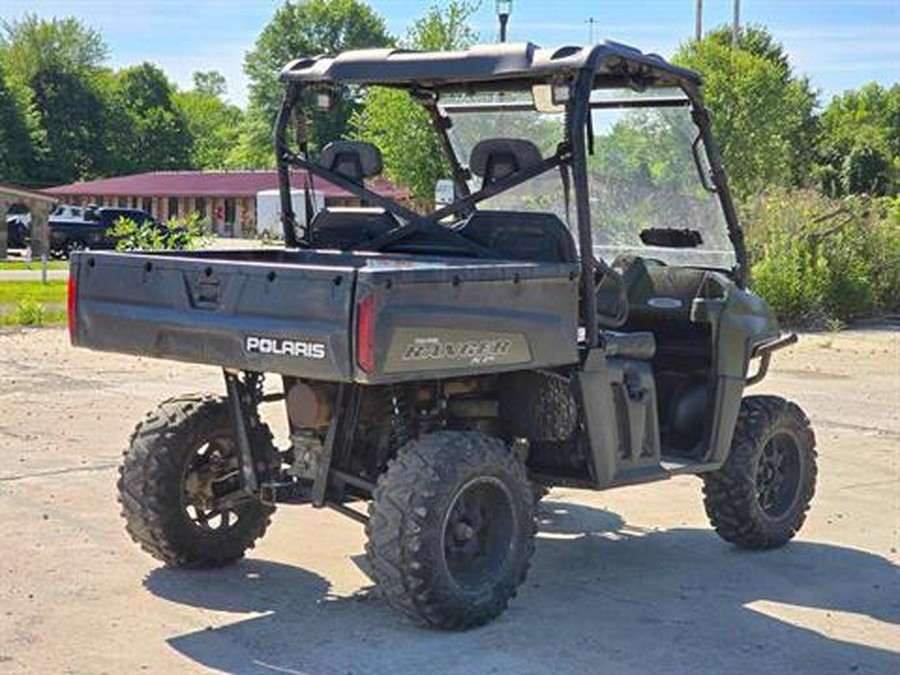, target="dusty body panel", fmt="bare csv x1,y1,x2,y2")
71,249,579,384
